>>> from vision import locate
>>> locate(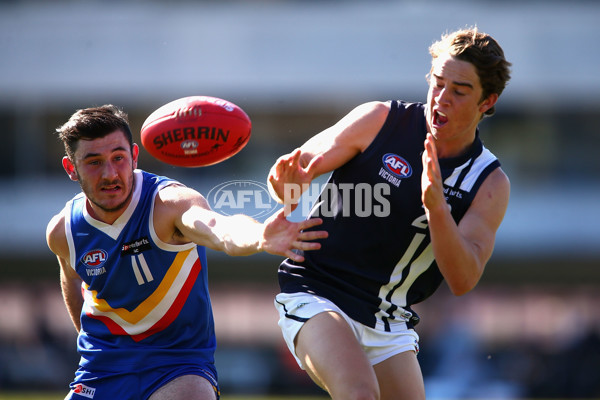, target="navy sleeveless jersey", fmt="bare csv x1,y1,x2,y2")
64,170,217,374
278,101,500,331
